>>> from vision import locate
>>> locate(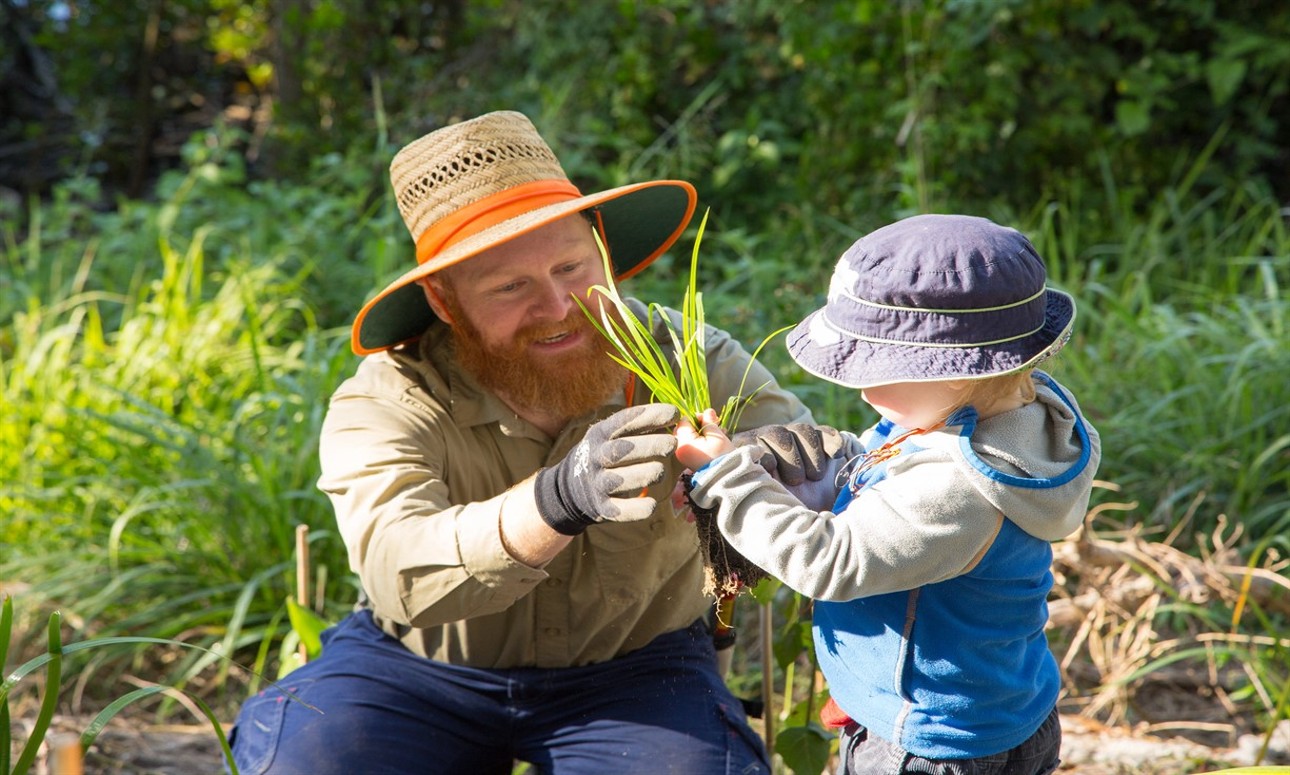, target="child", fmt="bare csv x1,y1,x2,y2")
676,214,1101,774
